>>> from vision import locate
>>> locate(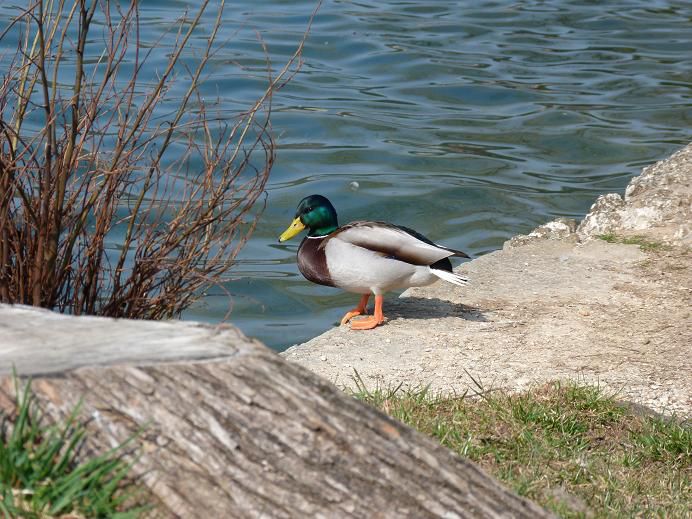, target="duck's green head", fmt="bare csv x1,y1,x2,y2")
279,194,338,241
